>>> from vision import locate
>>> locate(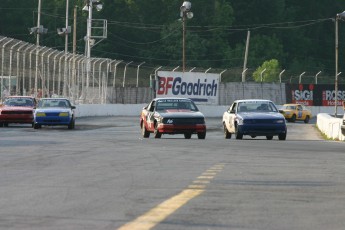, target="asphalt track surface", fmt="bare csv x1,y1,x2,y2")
0,117,345,230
